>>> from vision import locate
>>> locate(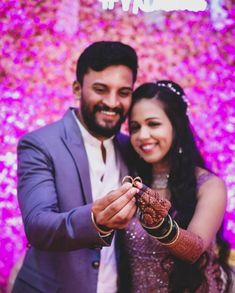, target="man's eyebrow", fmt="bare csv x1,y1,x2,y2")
92,82,107,87
92,83,133,91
